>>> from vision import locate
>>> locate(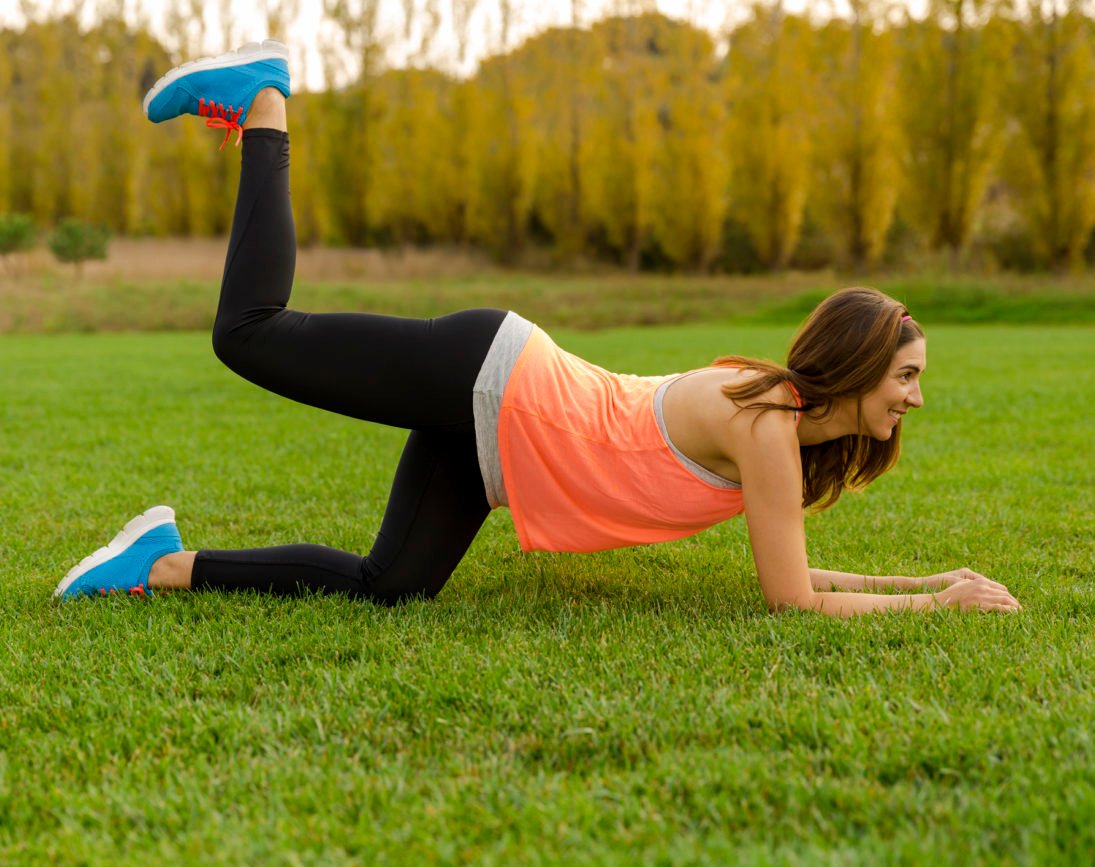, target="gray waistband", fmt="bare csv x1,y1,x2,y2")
473,311,534,508
653,378,742,490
